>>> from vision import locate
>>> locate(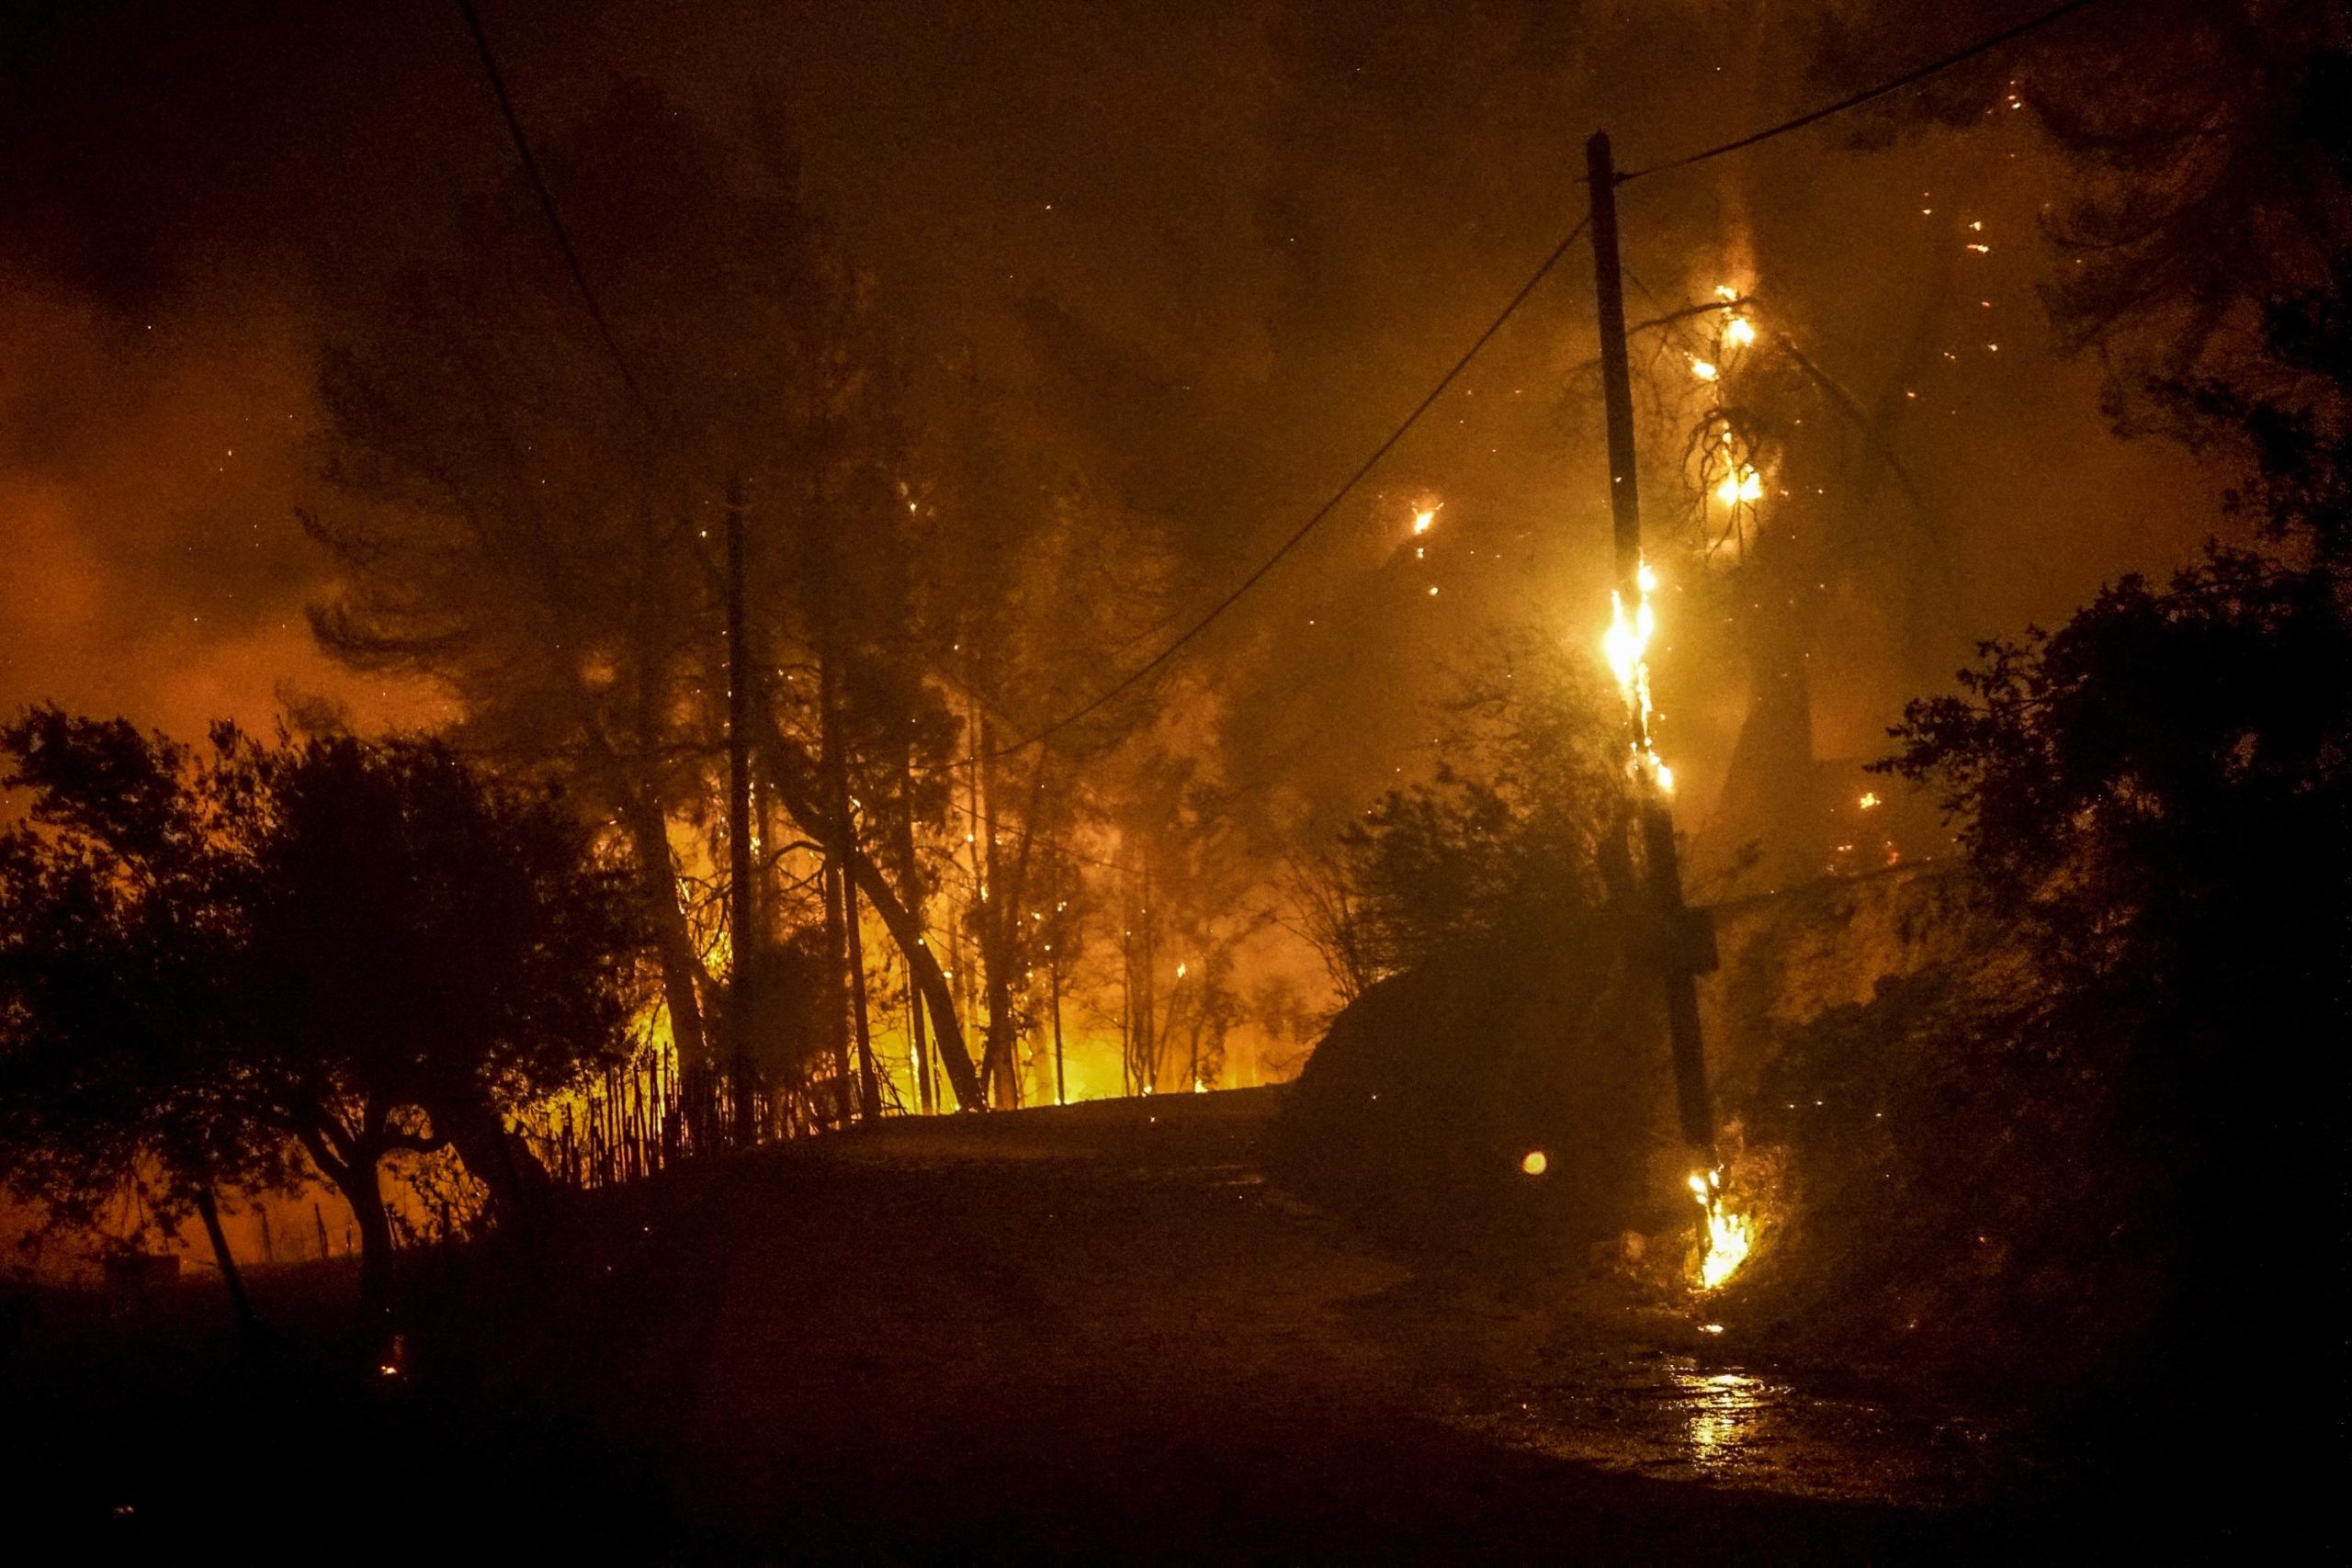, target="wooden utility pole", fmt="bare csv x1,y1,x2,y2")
725,476,757,1145
1585,131,1717,1155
